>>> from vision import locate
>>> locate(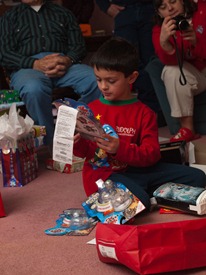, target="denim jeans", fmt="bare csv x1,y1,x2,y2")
114,3,154,66
10,52,101,145
114,3,161,112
